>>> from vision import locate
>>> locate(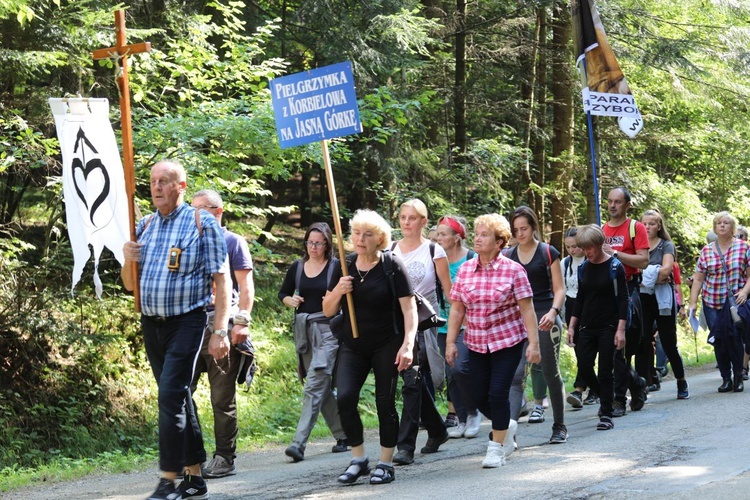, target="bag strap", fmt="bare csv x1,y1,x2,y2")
381,250,401,336
430,242,446,310
564,255,572,278
294,259,304,292
467,249,476,259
